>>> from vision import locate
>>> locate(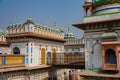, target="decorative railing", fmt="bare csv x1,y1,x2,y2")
0,55,25,68
47,53,84,65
